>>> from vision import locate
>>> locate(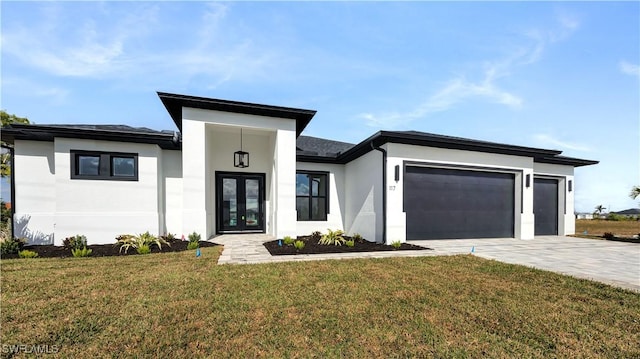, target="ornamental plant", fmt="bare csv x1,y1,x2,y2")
18,249,38,258
63,235,87,250
319,229,345,246
391,241,402,249
283,236,295,246
117,231,169,254
187,241,199,250
0,236,25,255
293,240,305,250
72,247,92,257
